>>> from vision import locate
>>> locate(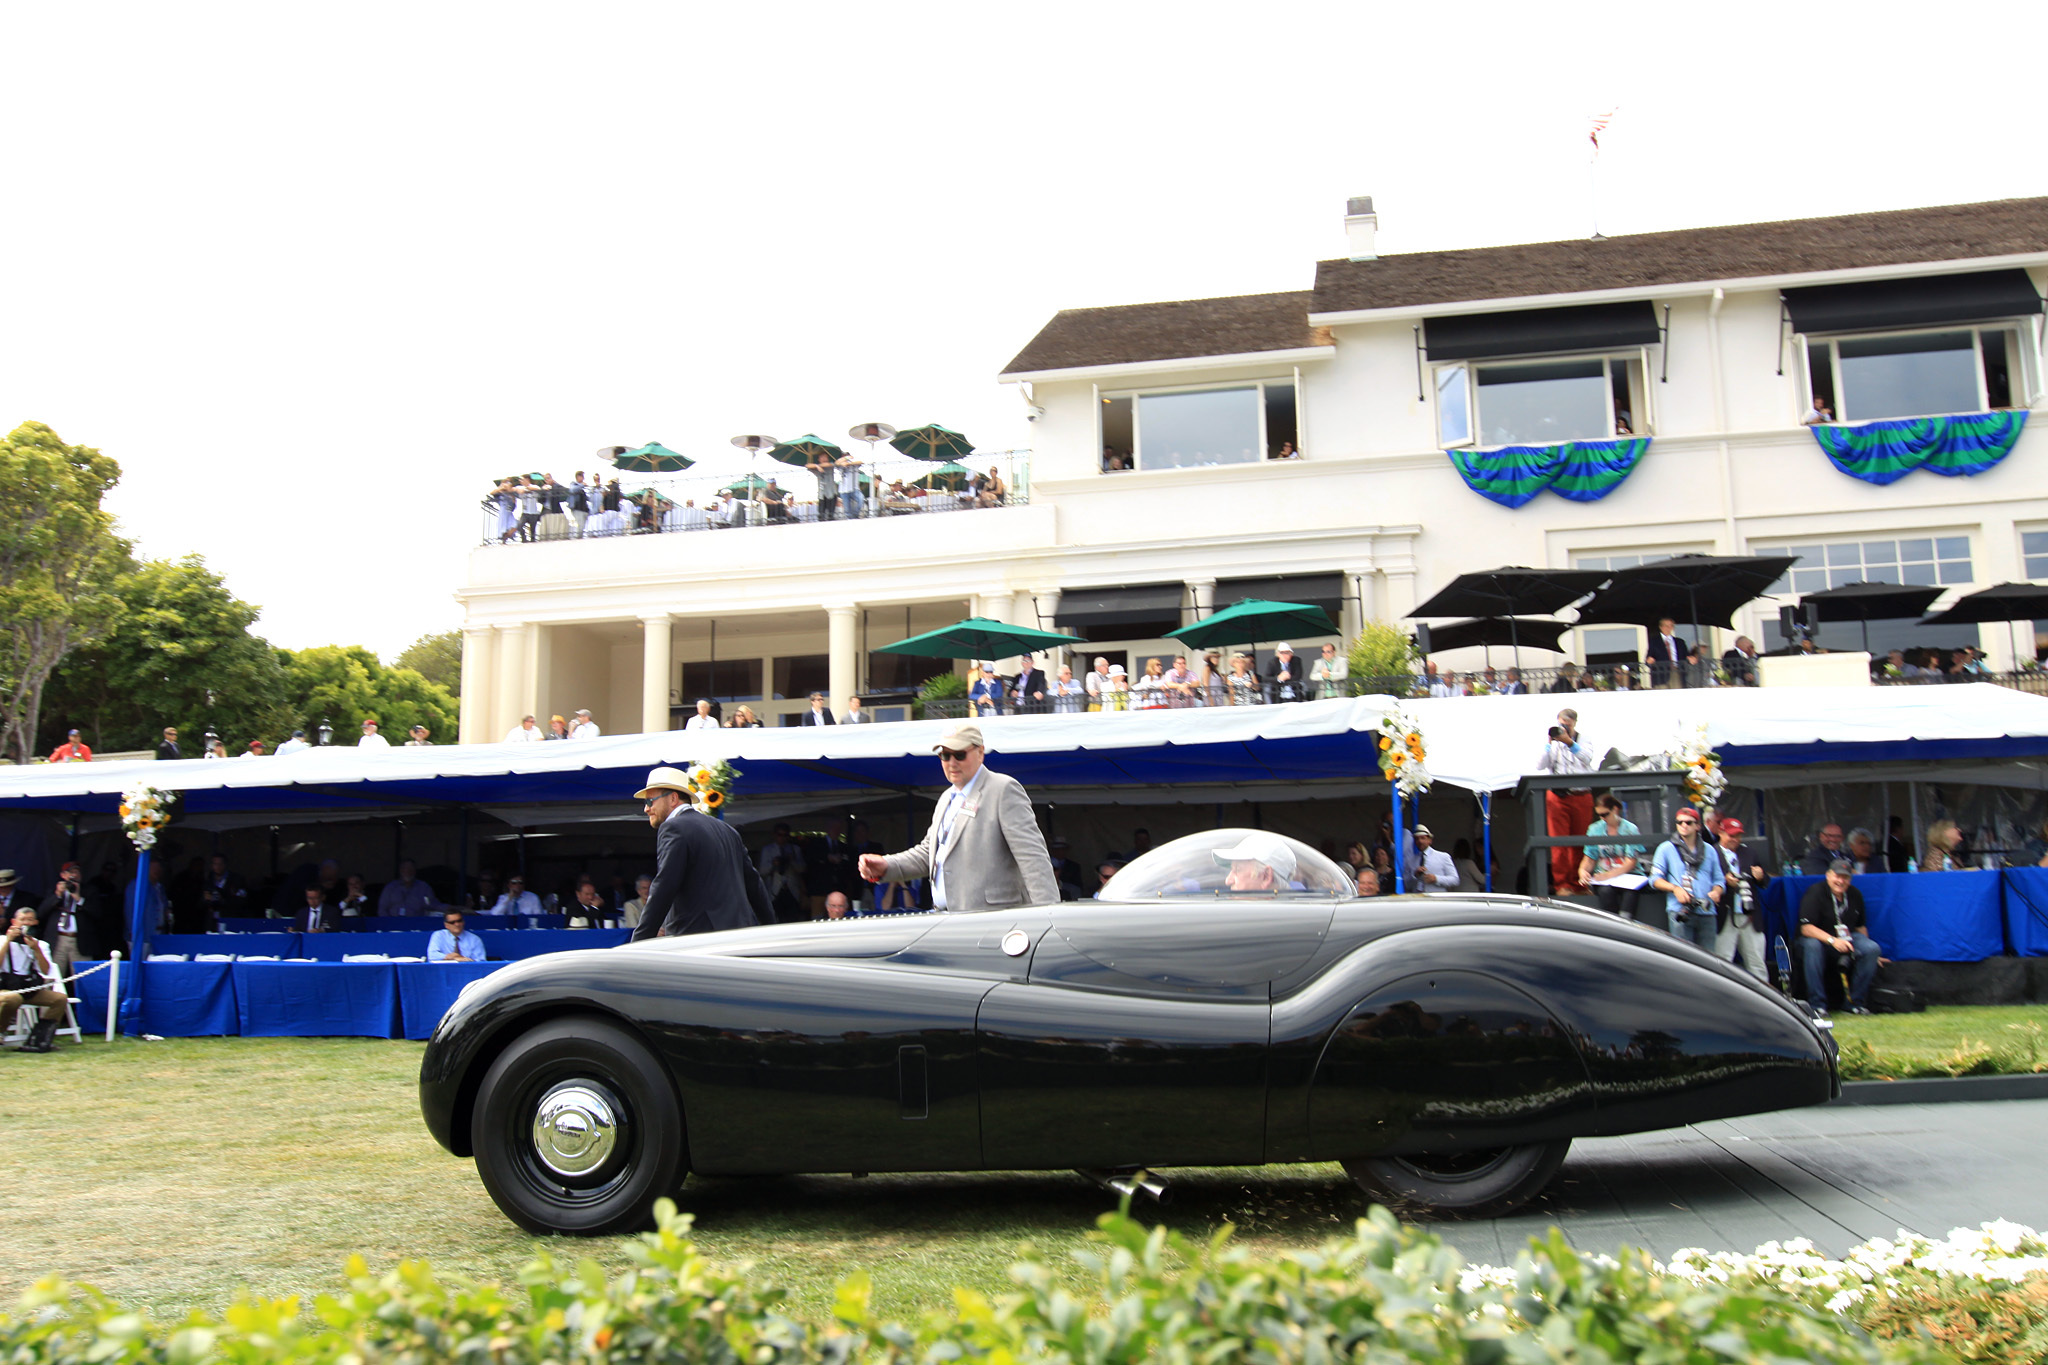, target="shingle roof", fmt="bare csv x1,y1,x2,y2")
999,290,1323,378
1311,197,2048,316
